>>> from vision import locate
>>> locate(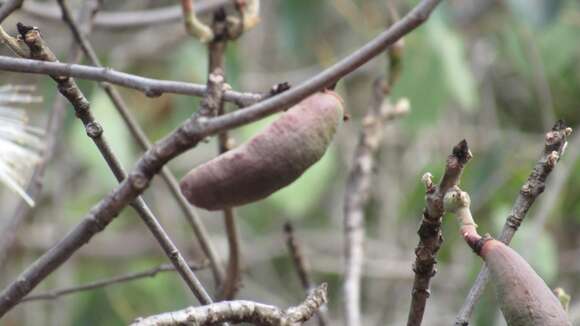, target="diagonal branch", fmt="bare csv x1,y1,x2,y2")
131,283,328,326
13,22,214,304
55,0,225,289
0,0,97,271
453,121,571,326
0,0,441,317
406,140,472,326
